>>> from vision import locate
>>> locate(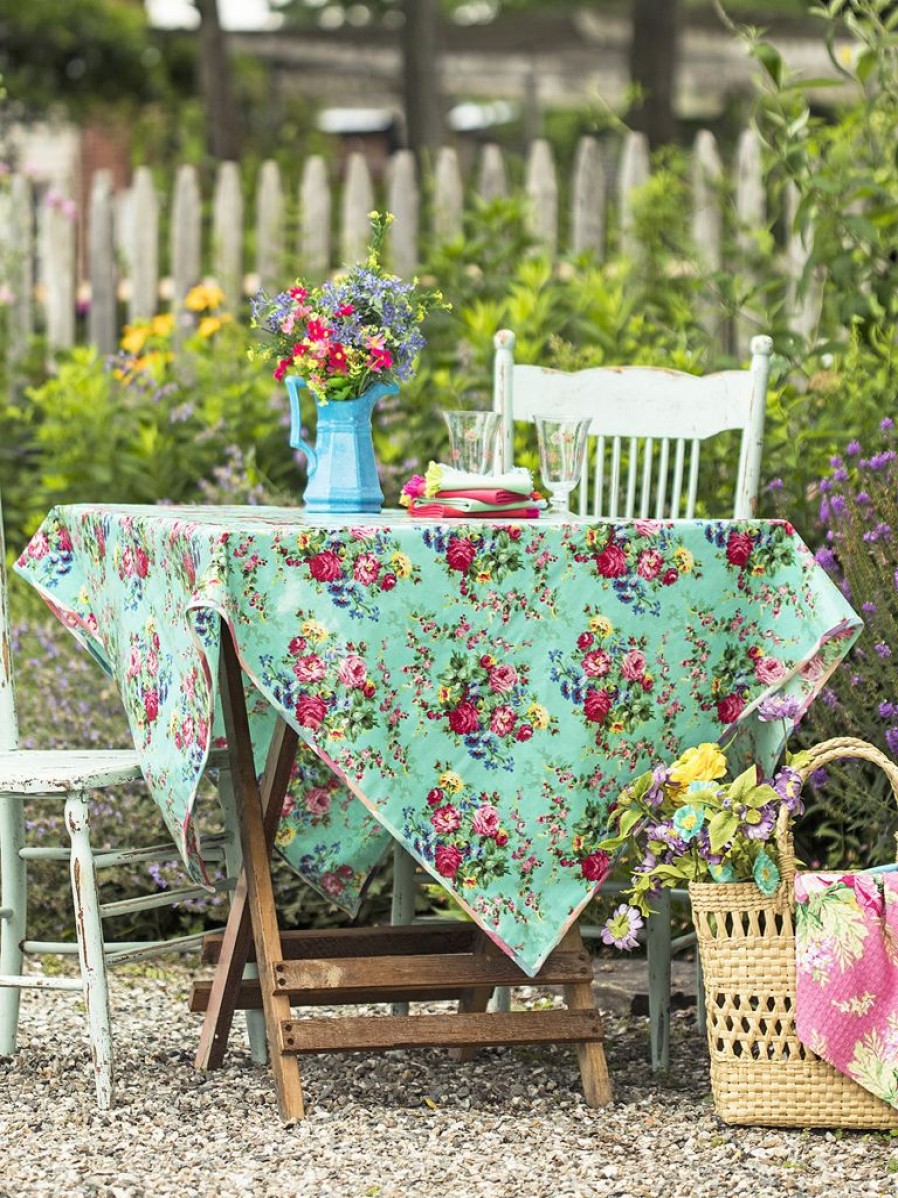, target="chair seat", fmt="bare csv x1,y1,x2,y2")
0,749,143,794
